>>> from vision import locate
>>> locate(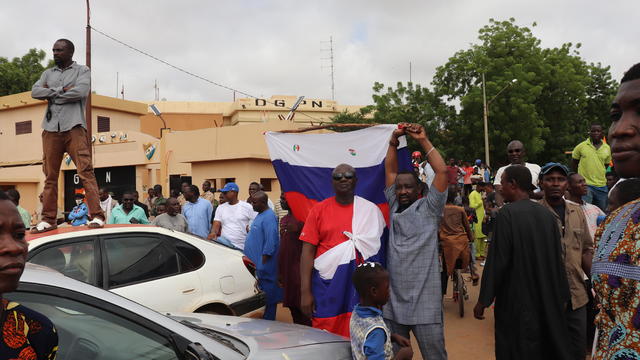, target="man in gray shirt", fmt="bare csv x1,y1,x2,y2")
31,39,104,233
152,198,189,232
384,123,449,359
